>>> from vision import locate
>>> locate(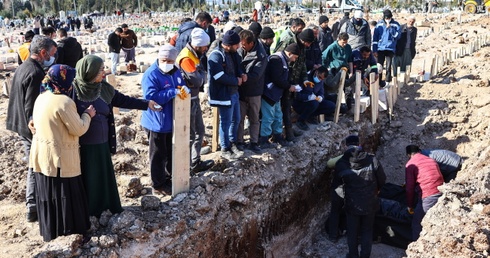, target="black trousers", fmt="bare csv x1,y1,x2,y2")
346,212,376,258
377,50,394,83
146,129,173,189
281,90,293,128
